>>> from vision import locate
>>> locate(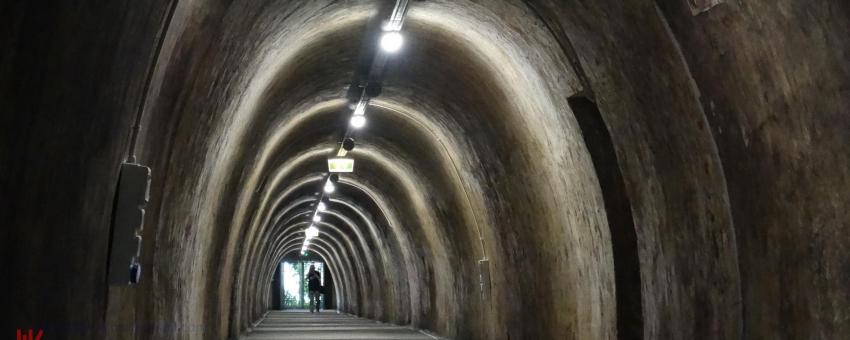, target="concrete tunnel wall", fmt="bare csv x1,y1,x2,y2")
2,0,848,340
